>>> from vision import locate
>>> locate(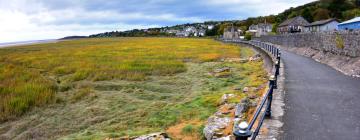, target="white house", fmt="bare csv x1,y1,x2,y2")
223,26,240,39
207,25,215,30
185,26,197,33
305,18,339,32
249,23,272,37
